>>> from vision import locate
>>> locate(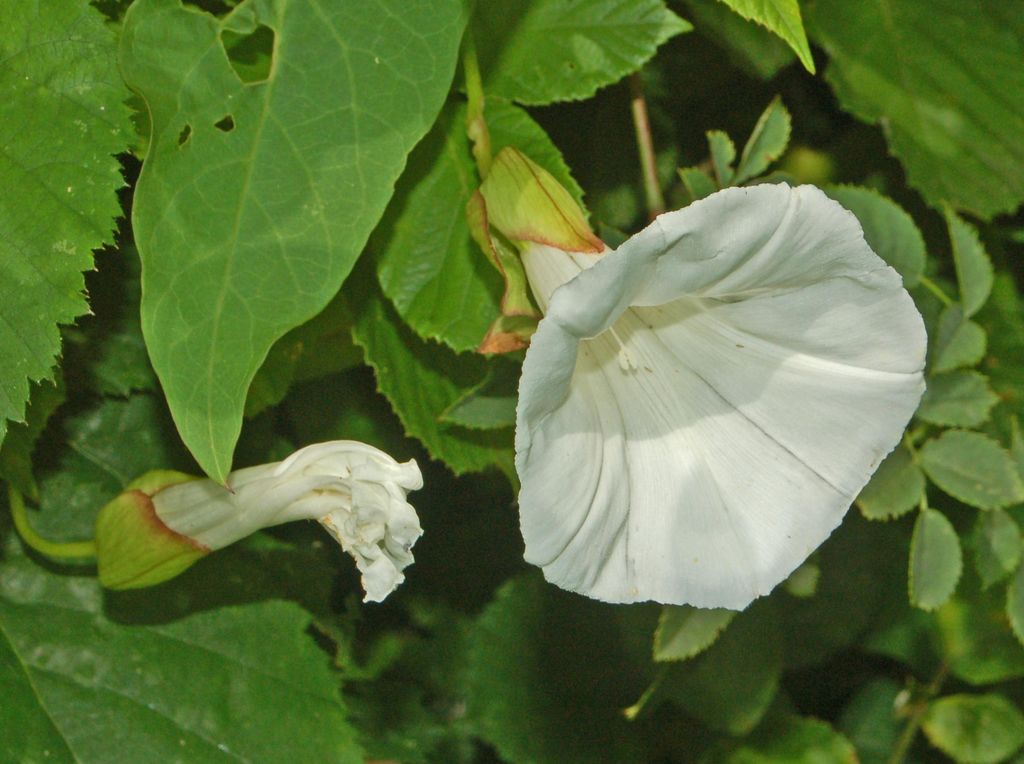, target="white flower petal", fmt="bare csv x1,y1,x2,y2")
516,184,926,609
